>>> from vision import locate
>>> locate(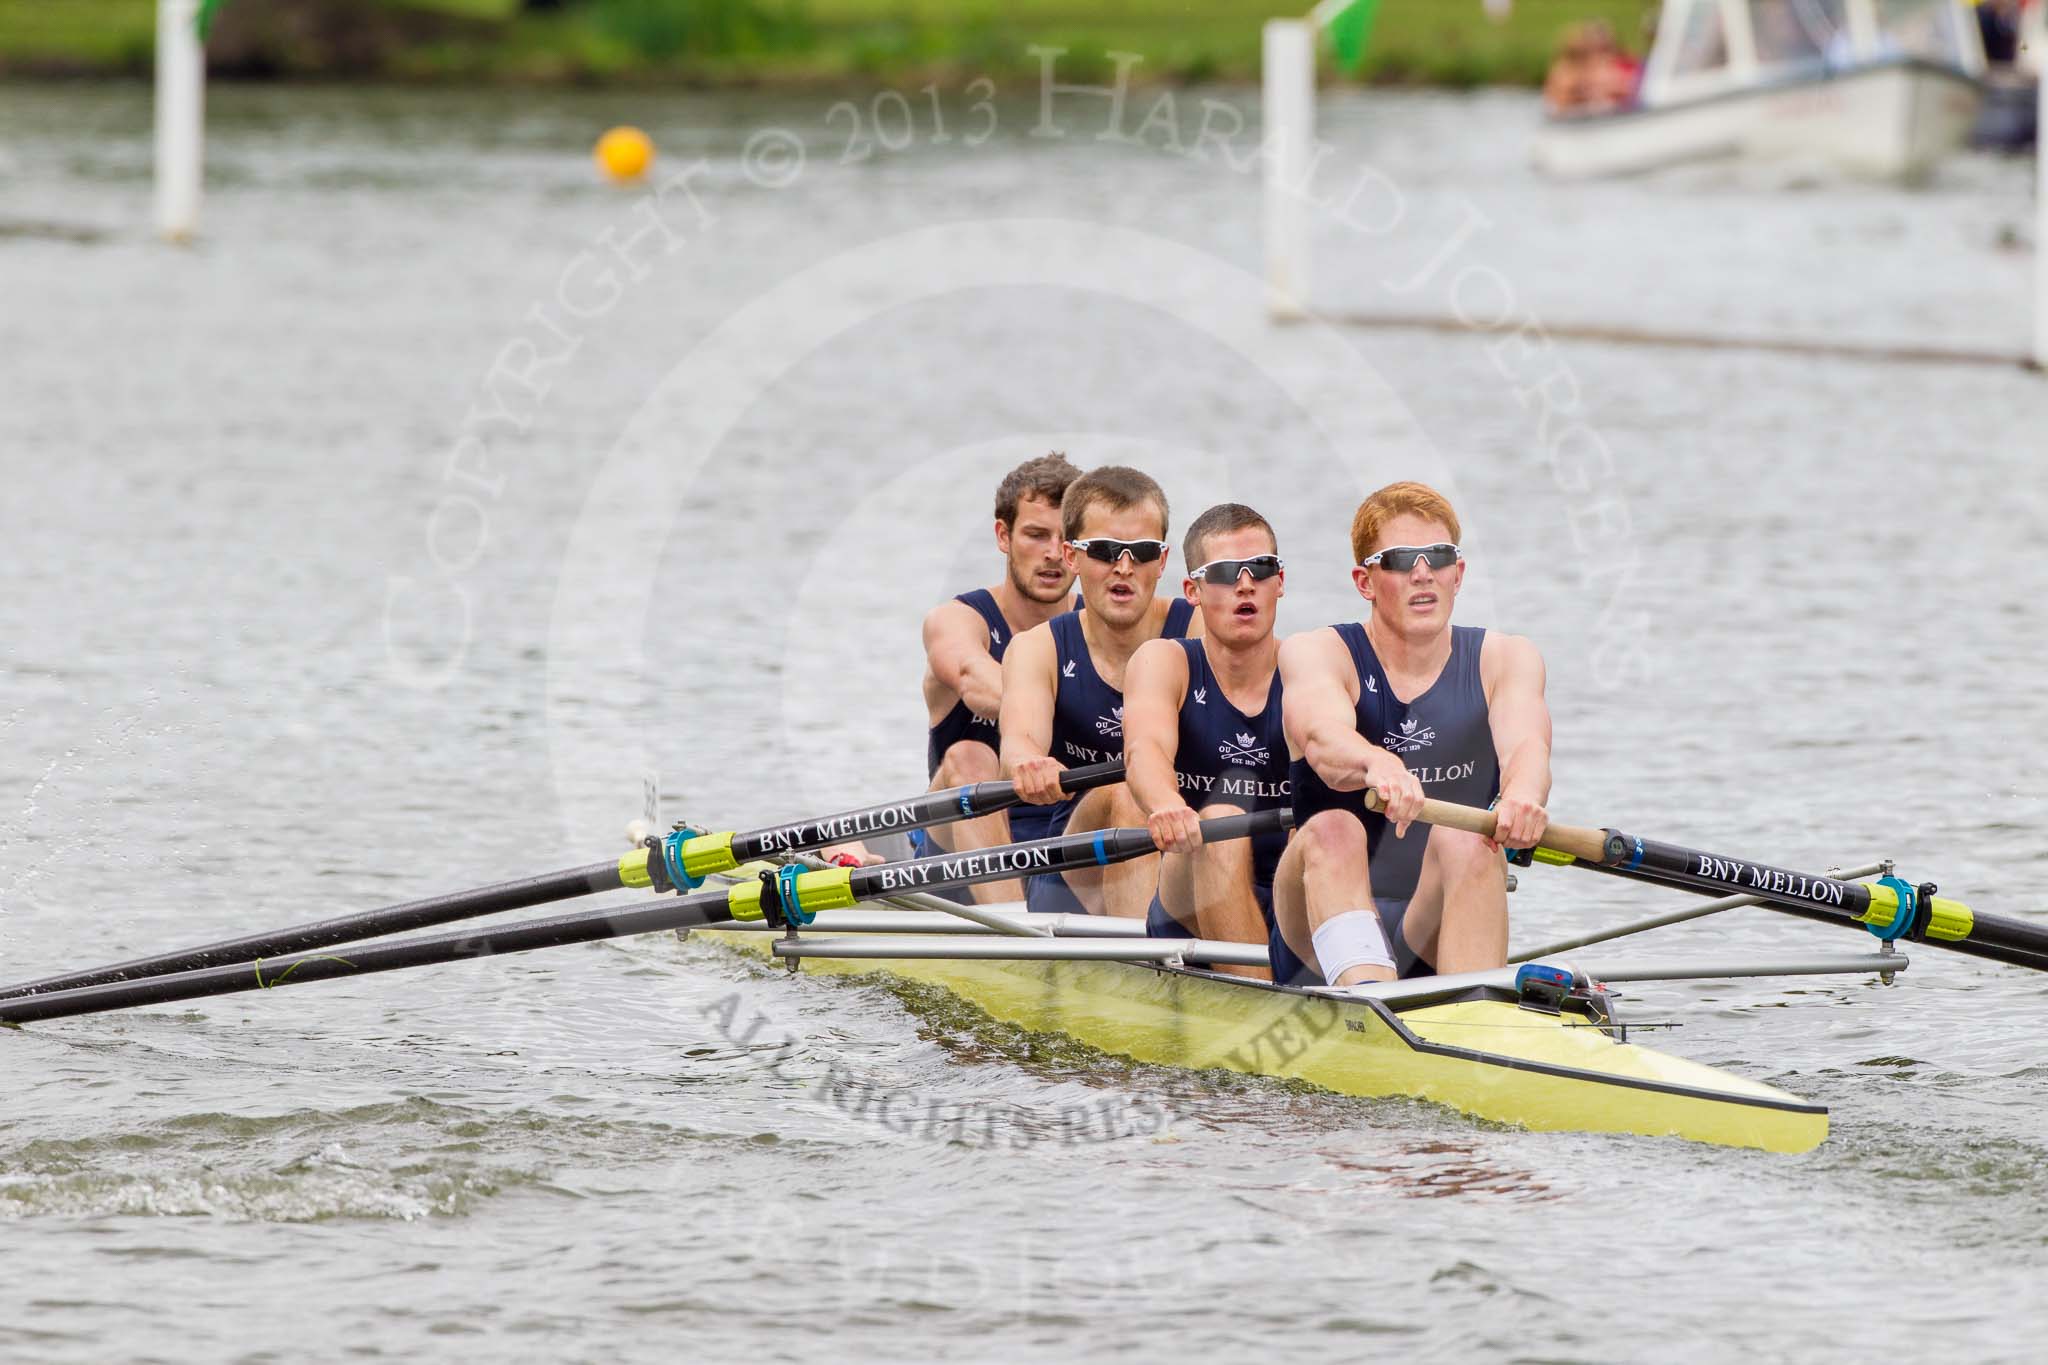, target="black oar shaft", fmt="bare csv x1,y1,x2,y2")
0,859,631,1002
1369,791,2048,971
0,890,741,1025
0,763,1131,1004
726,760,1124,863
0,808,1288,1027
1563,857,2048,973
1590,832,2048,963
